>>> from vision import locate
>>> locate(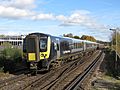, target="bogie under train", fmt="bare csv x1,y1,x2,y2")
23,33,100,73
